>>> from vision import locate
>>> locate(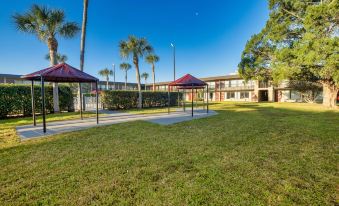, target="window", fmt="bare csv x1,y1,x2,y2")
208,82,215,89
226,92,235,99
240,92,249,99
226,81,230,87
